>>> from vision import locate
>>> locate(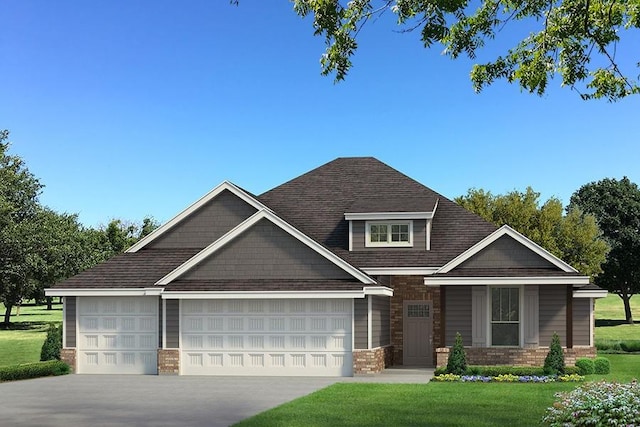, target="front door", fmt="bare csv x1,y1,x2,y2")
403,300,433,366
